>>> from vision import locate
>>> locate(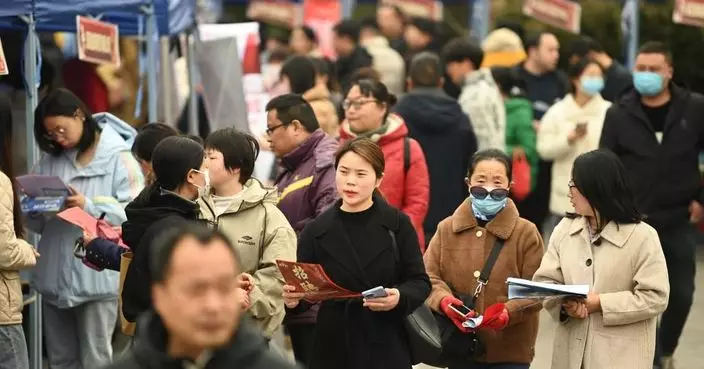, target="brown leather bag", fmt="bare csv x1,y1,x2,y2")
118,252,136,336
